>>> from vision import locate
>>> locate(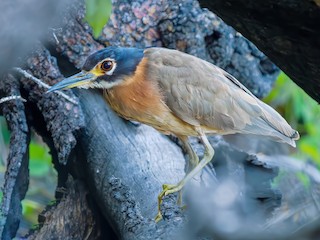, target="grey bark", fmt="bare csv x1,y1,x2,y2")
0,74,30,239
2,0,318,239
